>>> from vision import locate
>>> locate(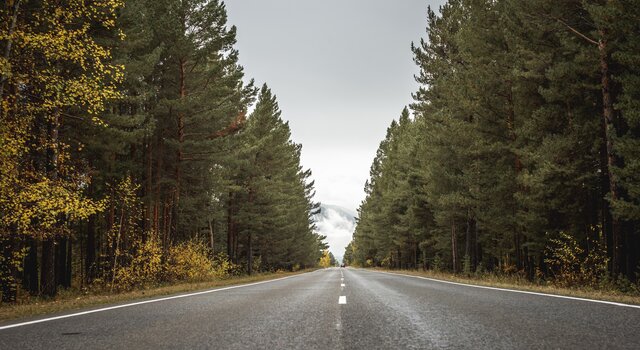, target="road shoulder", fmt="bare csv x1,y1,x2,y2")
0,269,317,324
356,268,640,307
